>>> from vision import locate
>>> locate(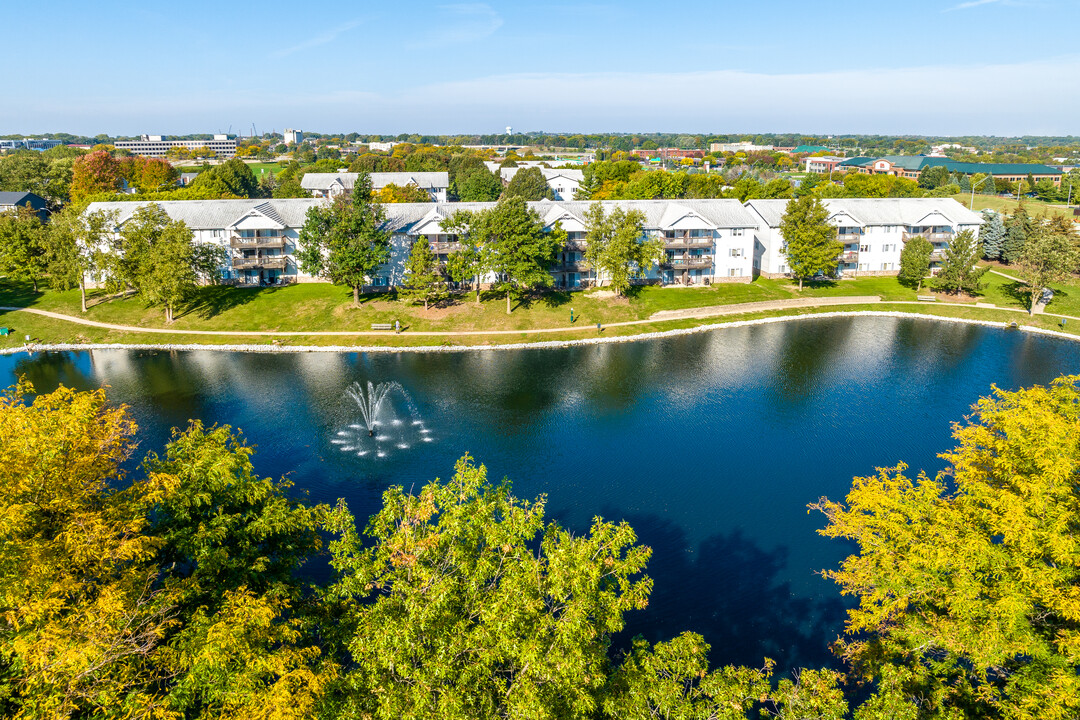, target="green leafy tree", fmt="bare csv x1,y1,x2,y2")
917,165,951,190
0,203,48,292
980,209,1006,260
400,235,443,309
322,454,653,720
45,206,117,311
1002,204,1032,264
374,183,431,203
190,158,259,198
118,204,200,322
446,197,563,313
582,203,665,295
445,244,485,303
501,166,555,201
1015,222,1080,314
778,195,843,289
932,228,986,296
296,173,391,306
897,235,932,291
456,167,503,202
813,376,1080,720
